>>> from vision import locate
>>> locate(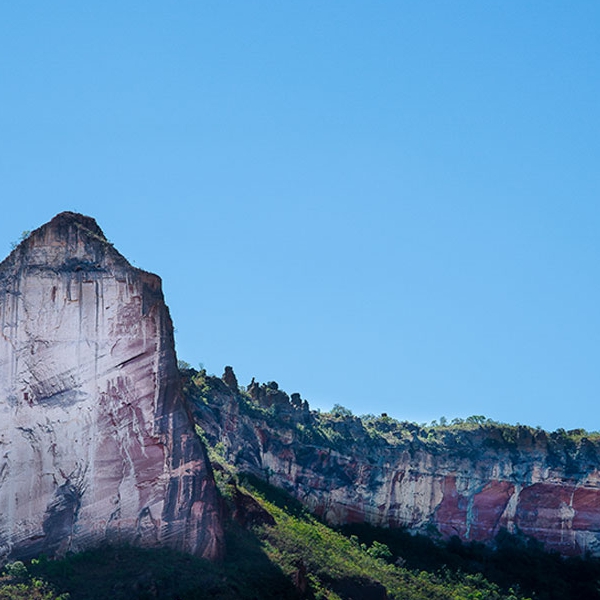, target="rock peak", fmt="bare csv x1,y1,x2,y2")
16,211,109,252
1,212,132,278
0,214,223,561
46,211,106,237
